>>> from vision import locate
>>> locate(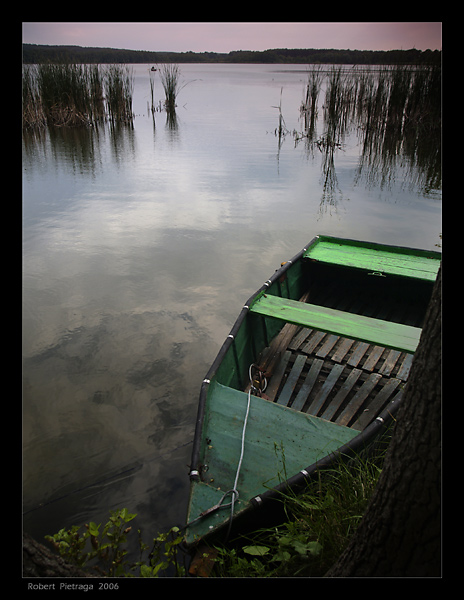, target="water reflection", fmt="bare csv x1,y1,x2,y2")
23,122,137,176
319,142,342,215
165,109,179,131
354,106,441,196
108,122,136,164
